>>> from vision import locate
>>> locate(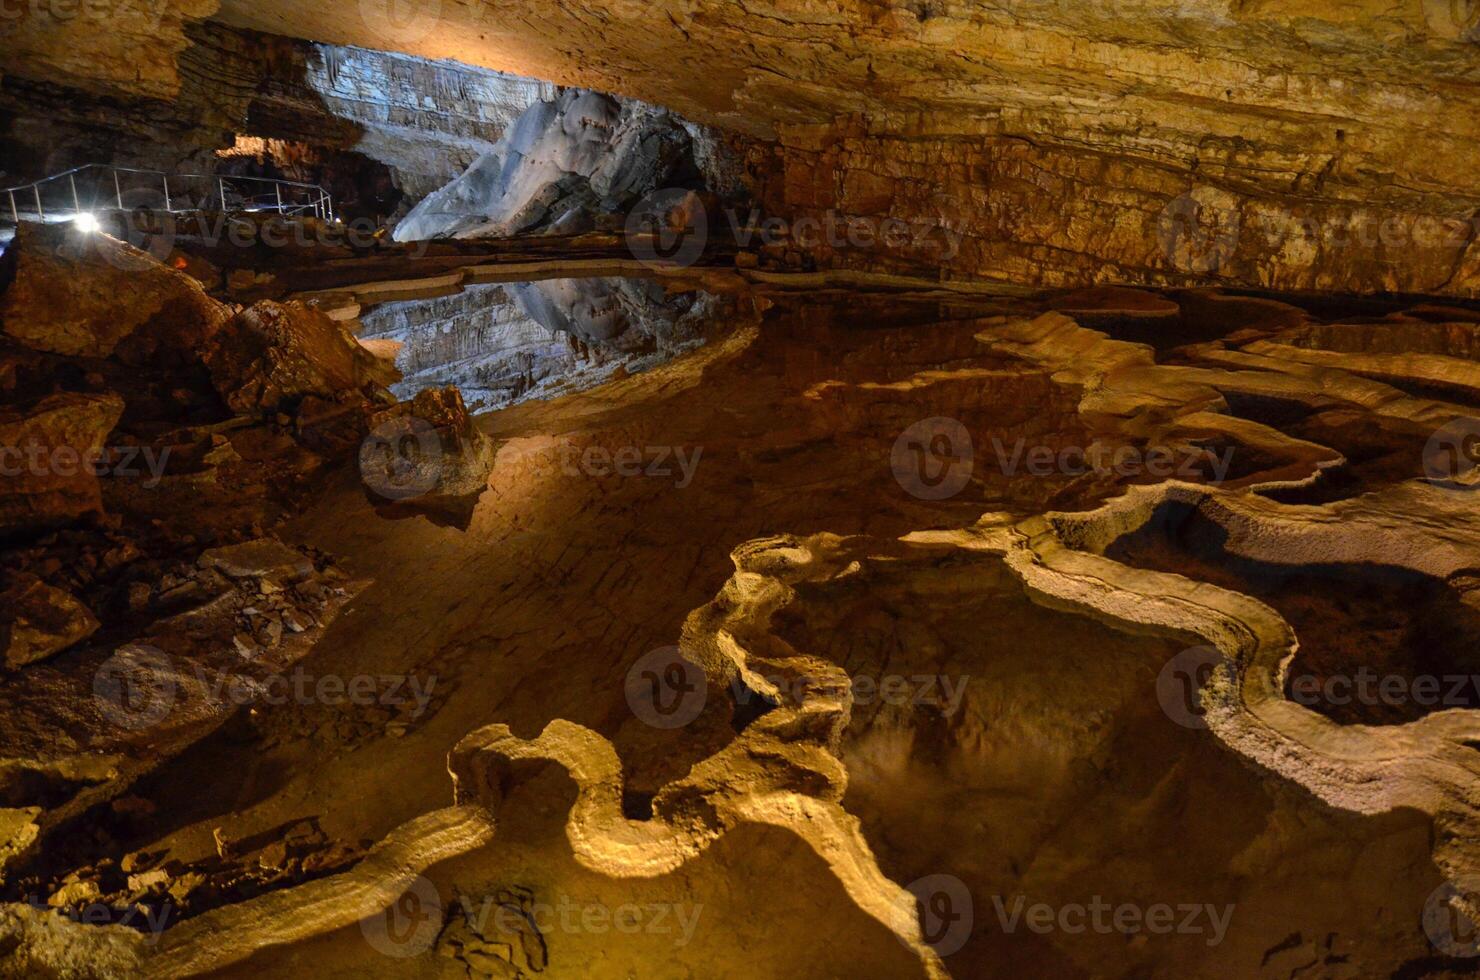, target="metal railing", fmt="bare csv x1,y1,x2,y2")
1,164,334,225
